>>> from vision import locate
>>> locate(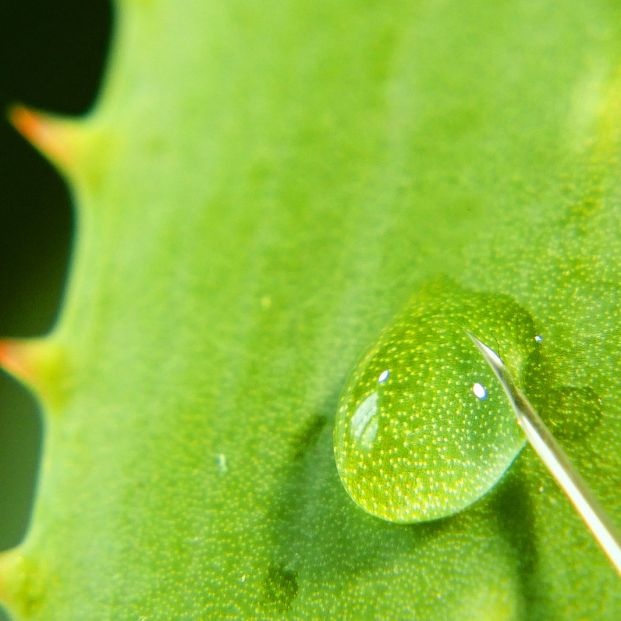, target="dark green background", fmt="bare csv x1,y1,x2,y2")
0,2,110,617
